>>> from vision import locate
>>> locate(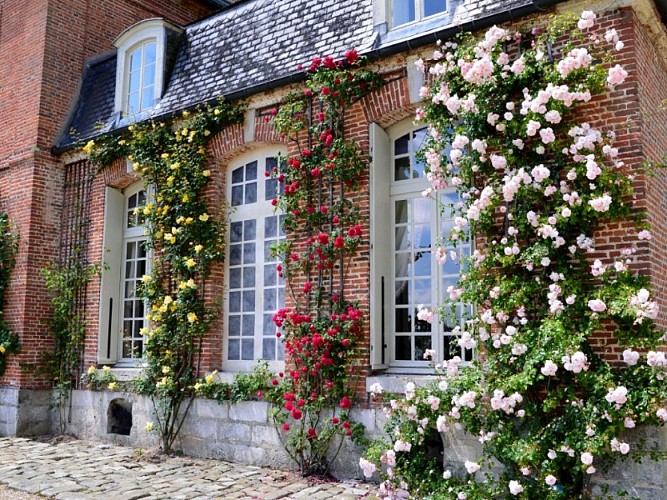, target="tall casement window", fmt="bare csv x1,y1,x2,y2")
113,19,181,120
98,181,150,365
125,41,157,115
370,122,471,371
391,0,447,27
225,149,286,371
